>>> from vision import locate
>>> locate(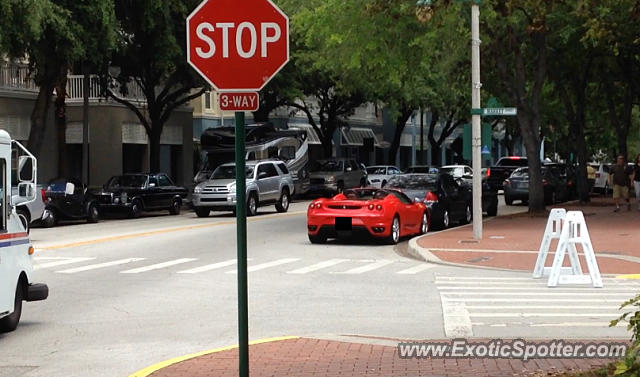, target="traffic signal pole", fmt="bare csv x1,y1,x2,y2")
234,110,249,377
471,3,482,240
